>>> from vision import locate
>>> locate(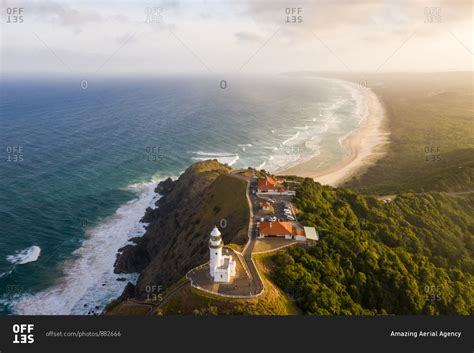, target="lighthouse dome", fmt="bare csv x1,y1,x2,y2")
210,226,221,238
209,226,223,248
